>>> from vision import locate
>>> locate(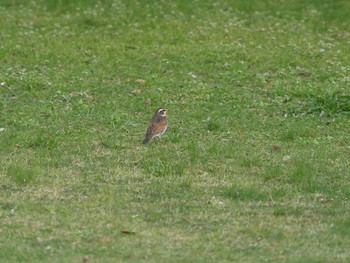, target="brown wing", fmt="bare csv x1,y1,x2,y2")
142,117,167,144
150,118,167,135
